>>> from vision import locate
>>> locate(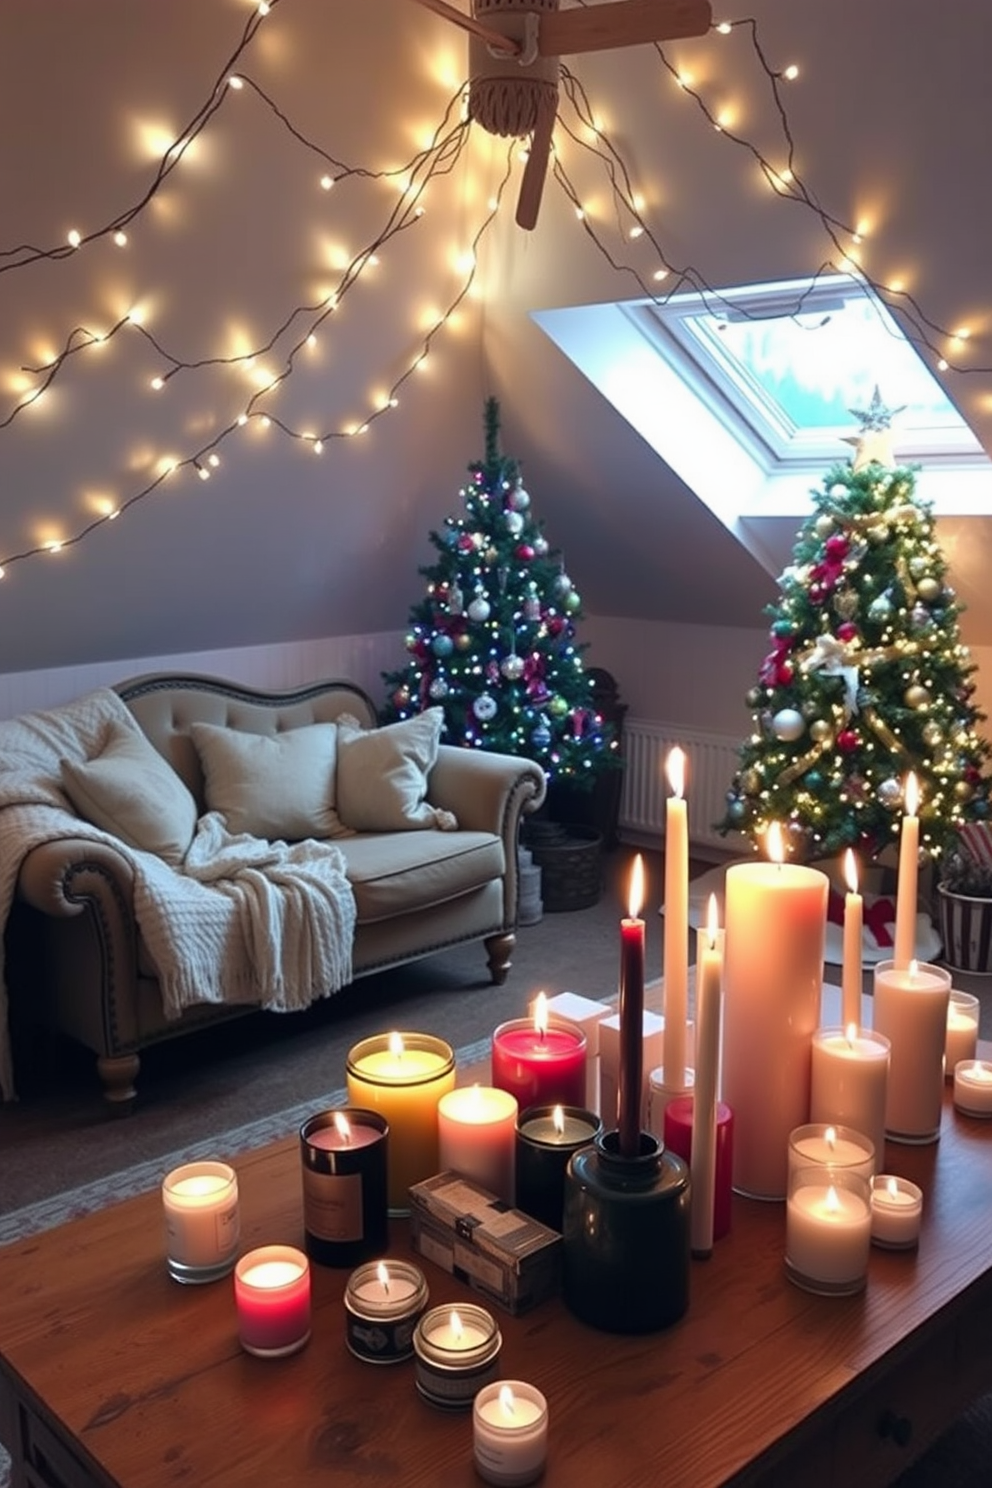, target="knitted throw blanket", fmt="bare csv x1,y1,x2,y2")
0,688,356,1102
